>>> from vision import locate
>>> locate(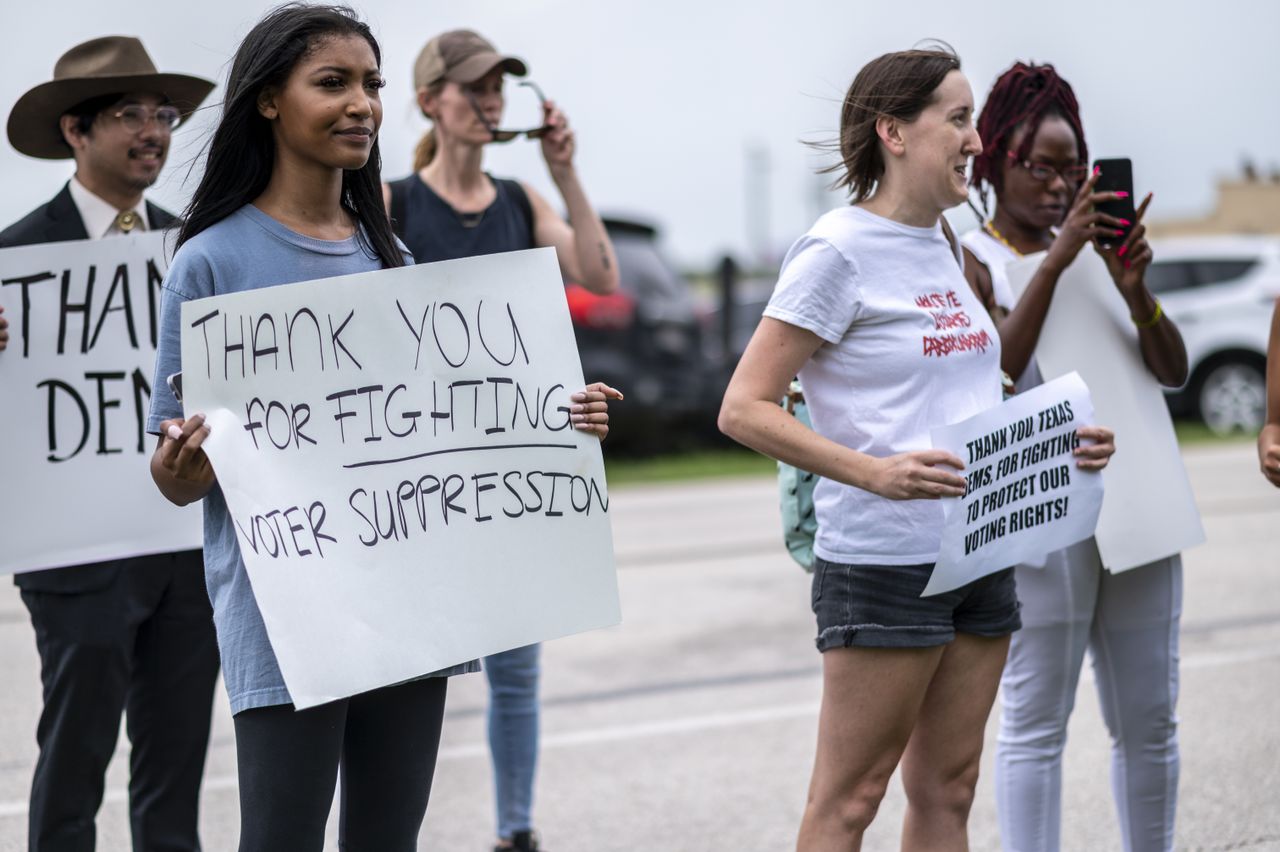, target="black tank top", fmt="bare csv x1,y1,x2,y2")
387,173,535,264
